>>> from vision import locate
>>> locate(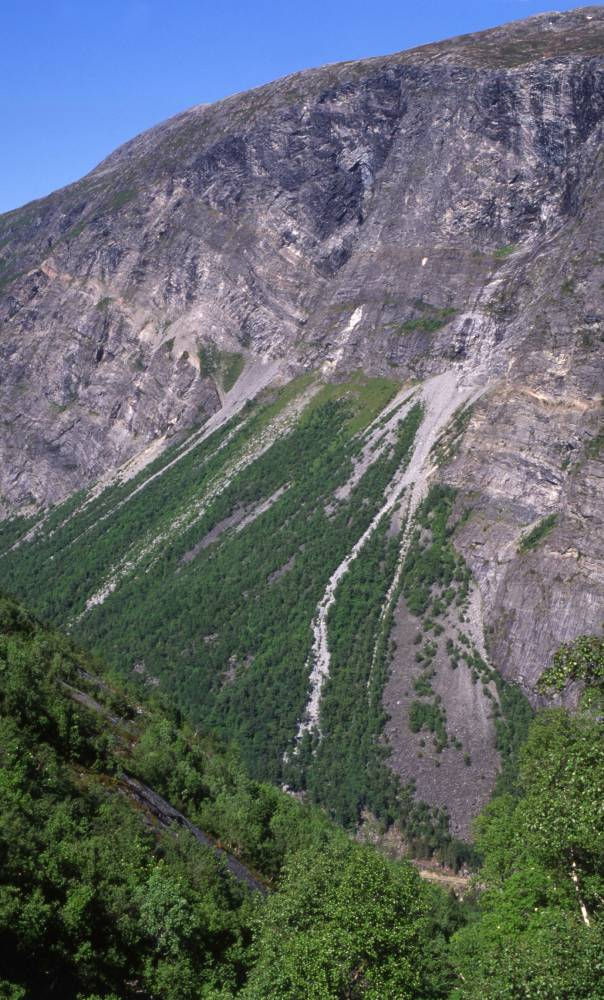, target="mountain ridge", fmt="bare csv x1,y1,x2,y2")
9,4,604,205
88,6,604,175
